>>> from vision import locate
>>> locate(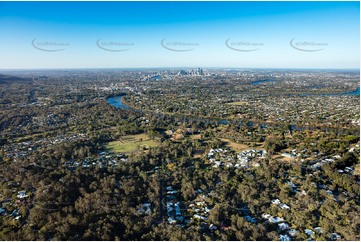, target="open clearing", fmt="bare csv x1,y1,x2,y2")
226,101,248,105
220,138,249,152
106,133,159,153
272,155,294,162
190,134,202,140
